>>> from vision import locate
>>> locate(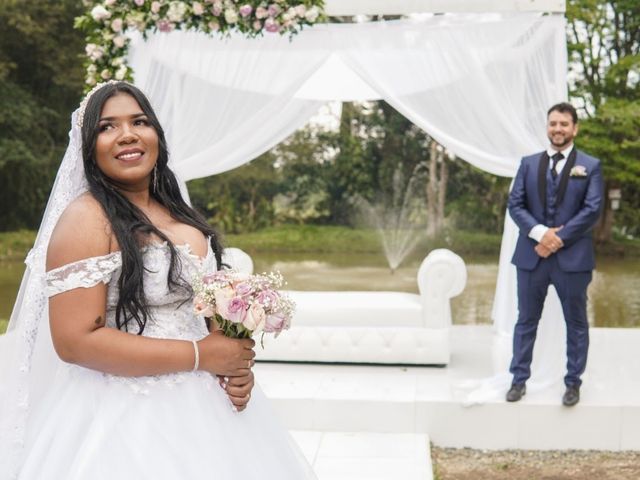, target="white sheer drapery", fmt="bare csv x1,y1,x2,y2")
127,14,568,396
